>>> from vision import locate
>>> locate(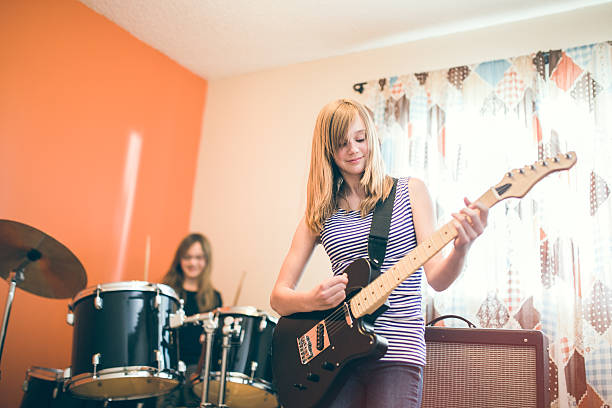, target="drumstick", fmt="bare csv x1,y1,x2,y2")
144,235,151,282
232,270,247,306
